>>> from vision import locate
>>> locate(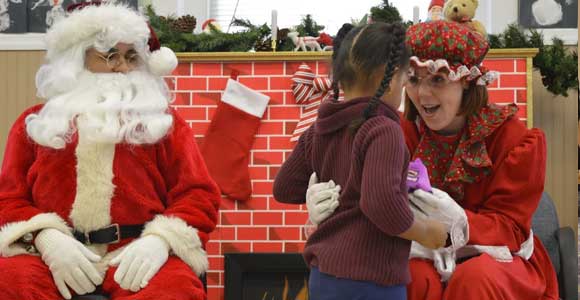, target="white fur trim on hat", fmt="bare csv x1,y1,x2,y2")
148,46,178,76
142,215,208,276
45,3,150,61
409,56,499,86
